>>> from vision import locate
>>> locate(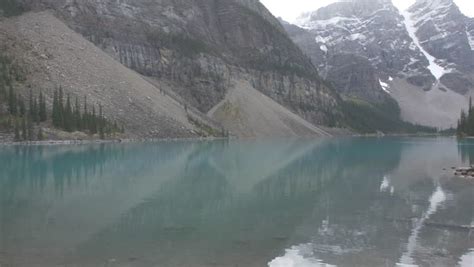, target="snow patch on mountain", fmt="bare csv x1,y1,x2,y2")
320,45,328,53
296,16,360,30
413,0,453,23
401,9,446,80
379,79,391,93
468,31,474,50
